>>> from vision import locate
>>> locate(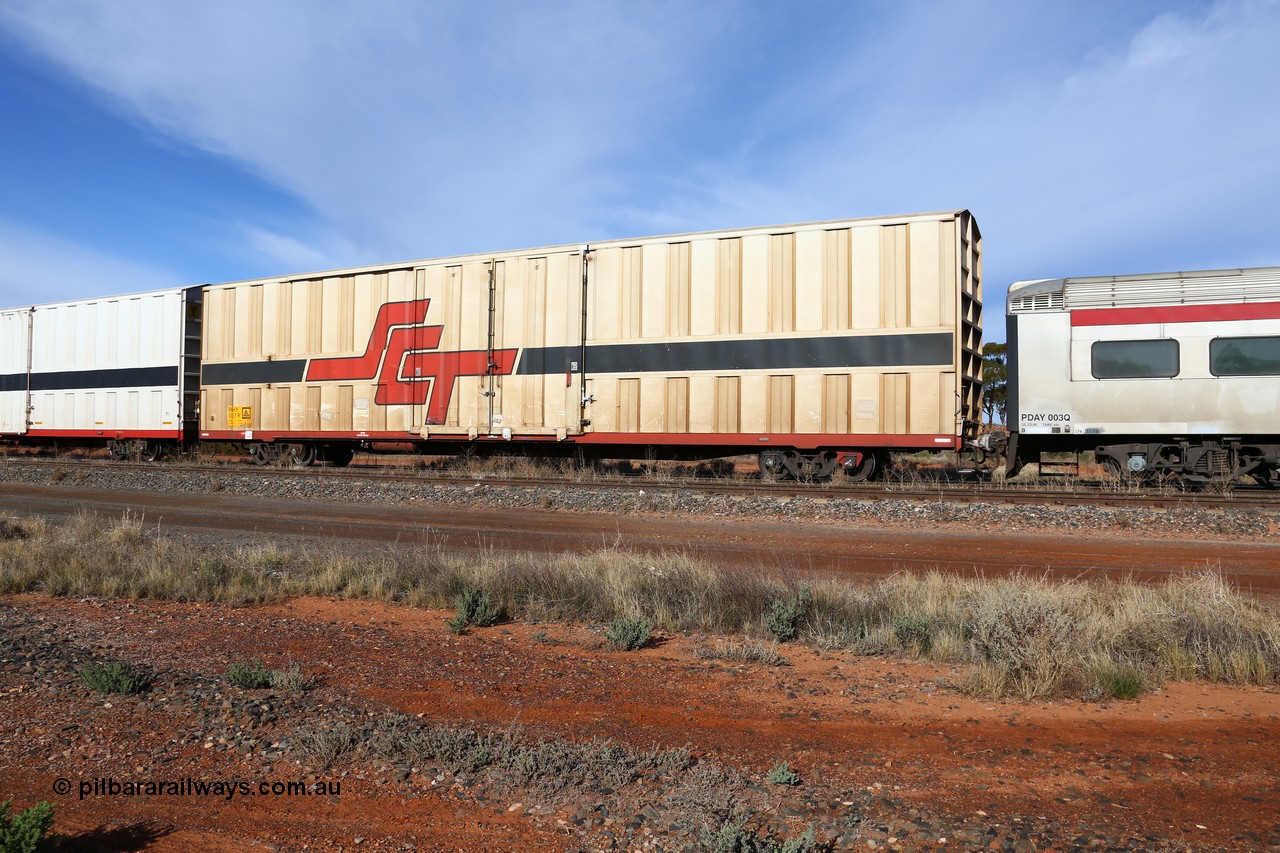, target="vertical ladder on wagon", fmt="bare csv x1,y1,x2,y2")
484,260,501,436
